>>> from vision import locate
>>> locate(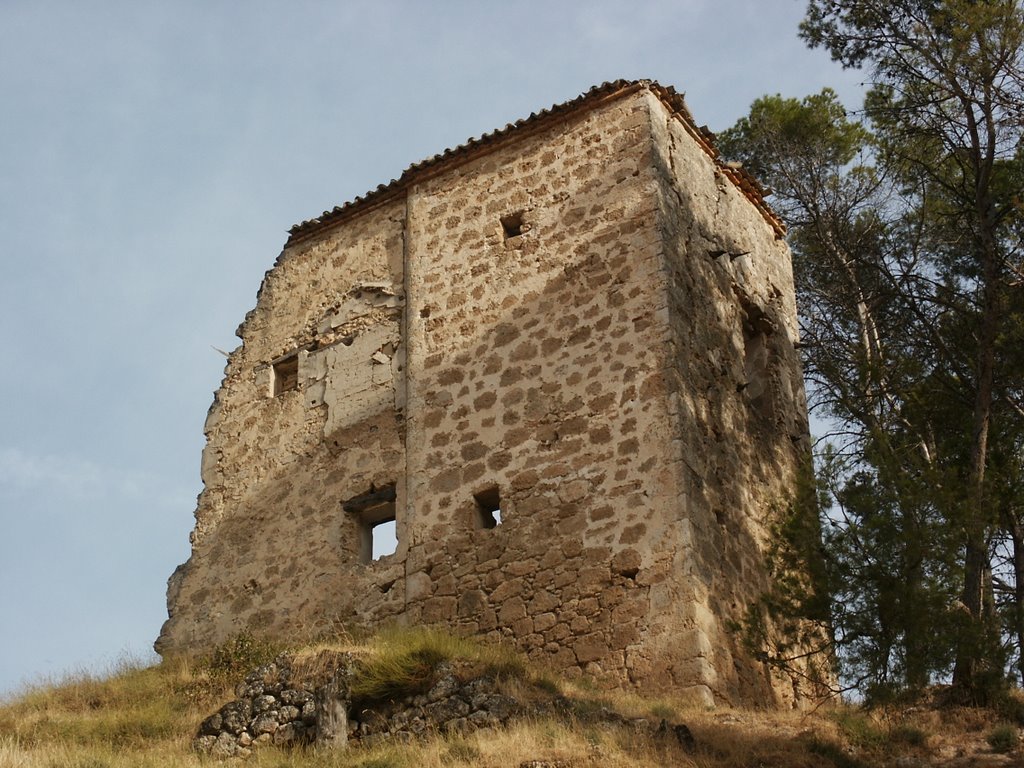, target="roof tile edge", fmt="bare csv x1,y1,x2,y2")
285,79,785,246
